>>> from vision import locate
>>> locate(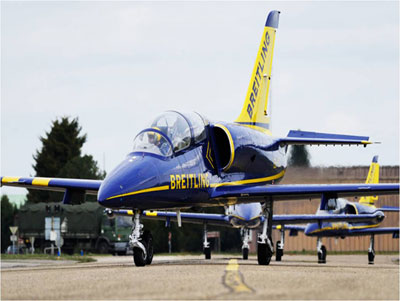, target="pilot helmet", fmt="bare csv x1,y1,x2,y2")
148,127,162,144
